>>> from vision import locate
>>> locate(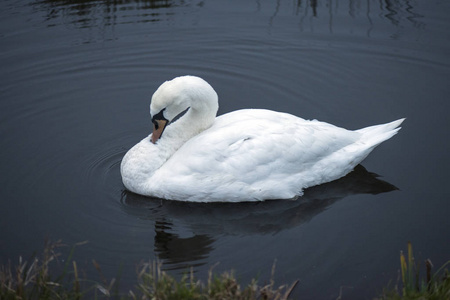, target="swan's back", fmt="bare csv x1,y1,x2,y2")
146,109,403,202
